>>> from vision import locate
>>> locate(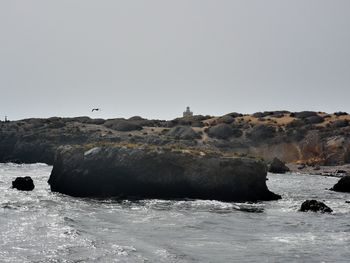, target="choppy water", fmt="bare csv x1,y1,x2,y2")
1,163,350,262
